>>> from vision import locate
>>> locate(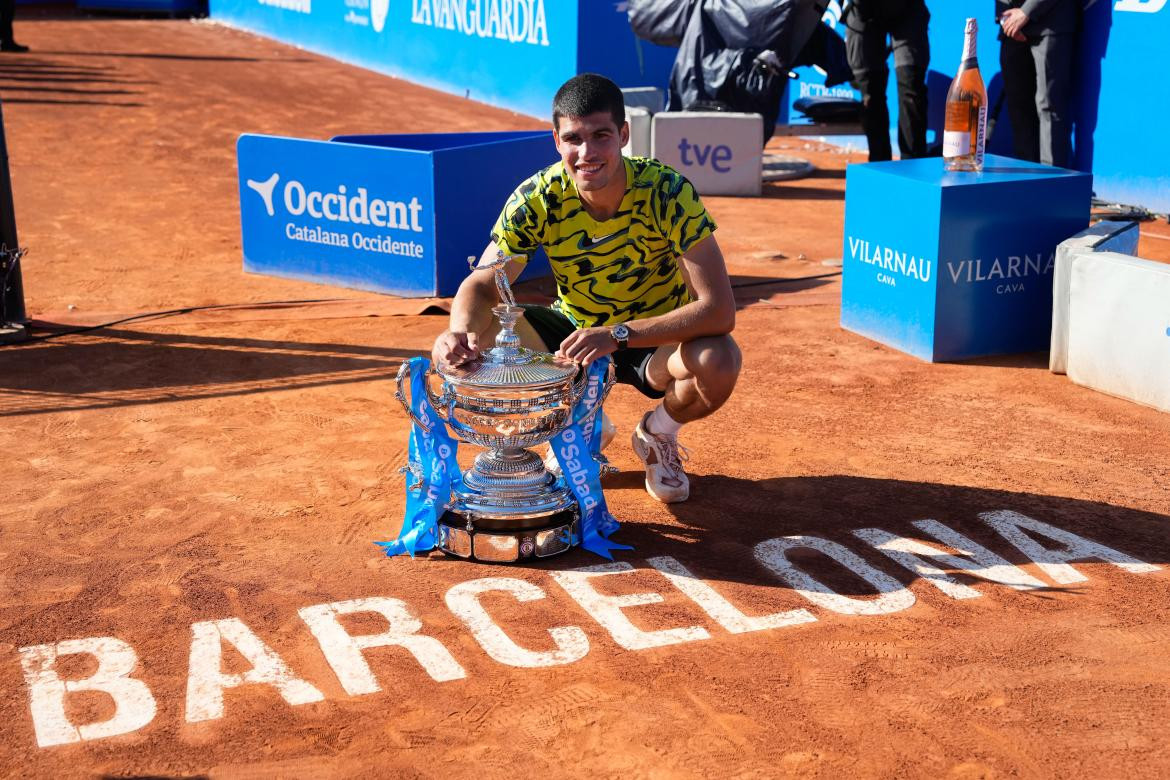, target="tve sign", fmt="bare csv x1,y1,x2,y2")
678,138,734,172
652,113,764,196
